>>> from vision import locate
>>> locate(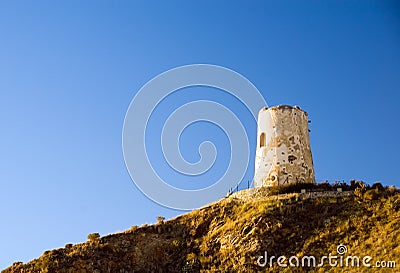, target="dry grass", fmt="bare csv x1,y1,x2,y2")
3,186,399,273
